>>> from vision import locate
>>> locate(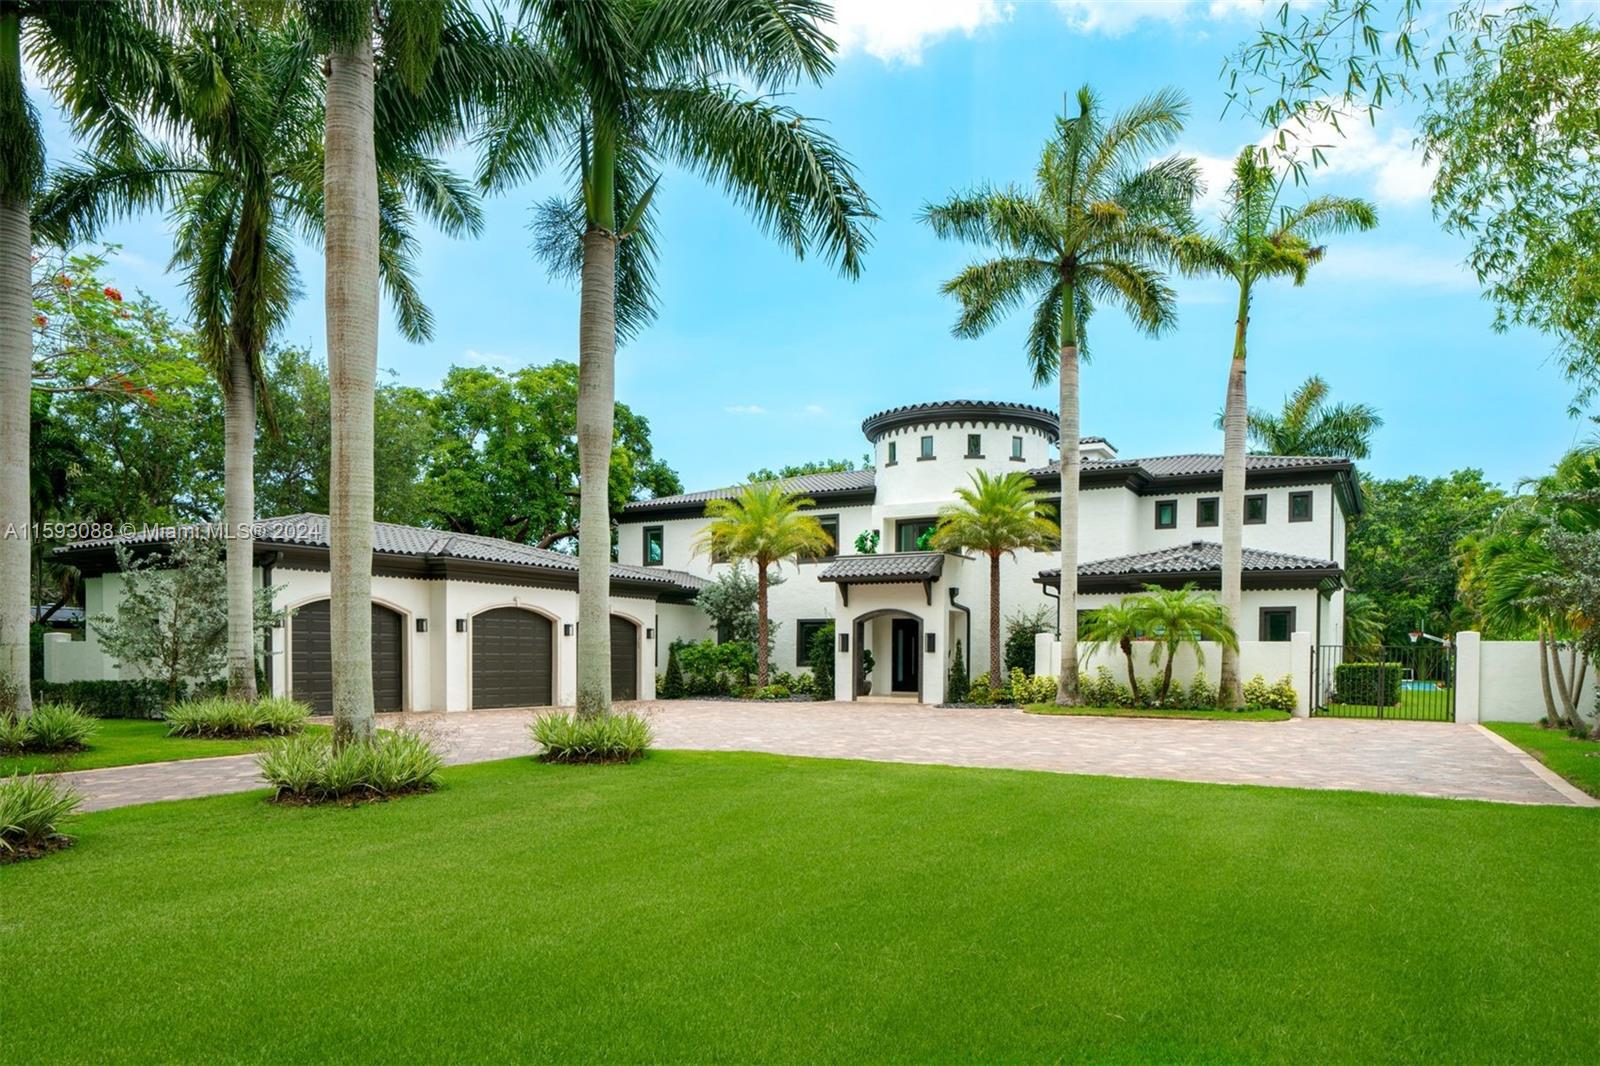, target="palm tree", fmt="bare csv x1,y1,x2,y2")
1080,601,1145,702
694,484,833,689
1,1,167,716
1179,148,1376,708
920,85,1199,705
929,471,1059,682
1128,584,1237,704
479,0,873,720
1342,591,1385,659
1244,375,1383,458
36,12,480,713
